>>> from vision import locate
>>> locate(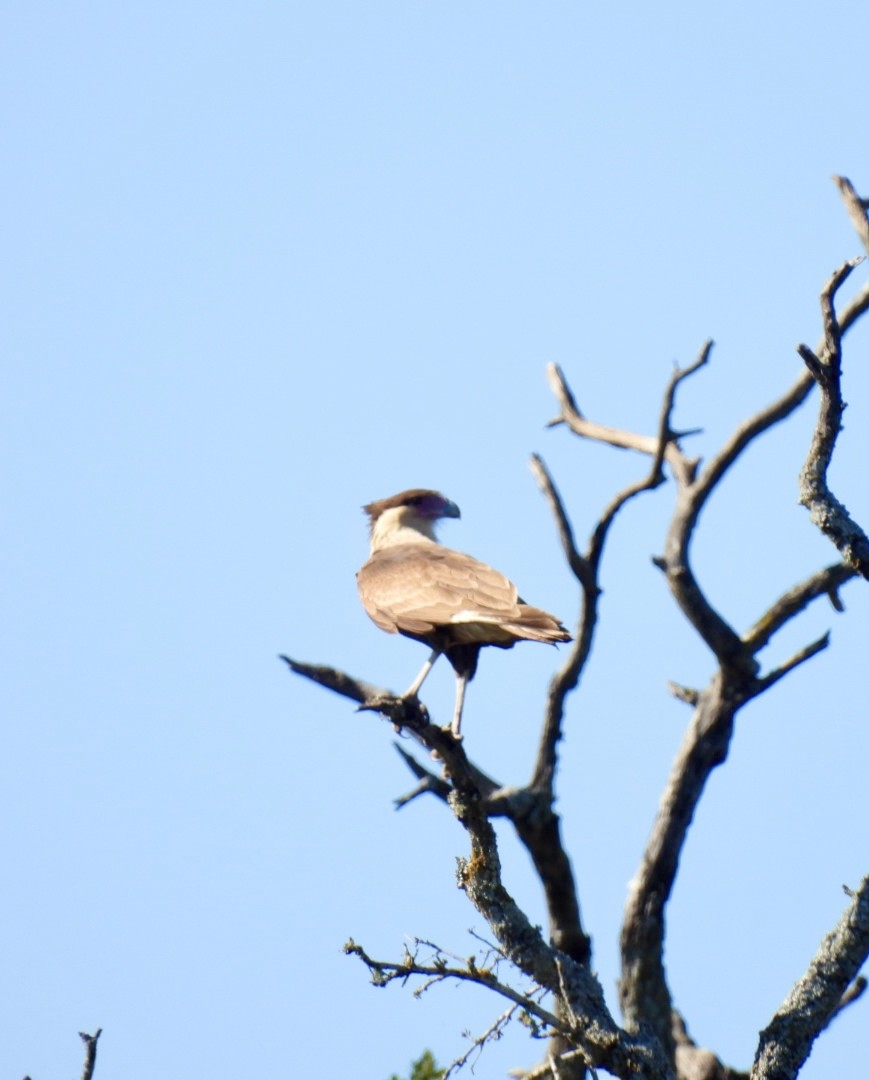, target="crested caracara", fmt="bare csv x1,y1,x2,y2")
357,488,571,738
